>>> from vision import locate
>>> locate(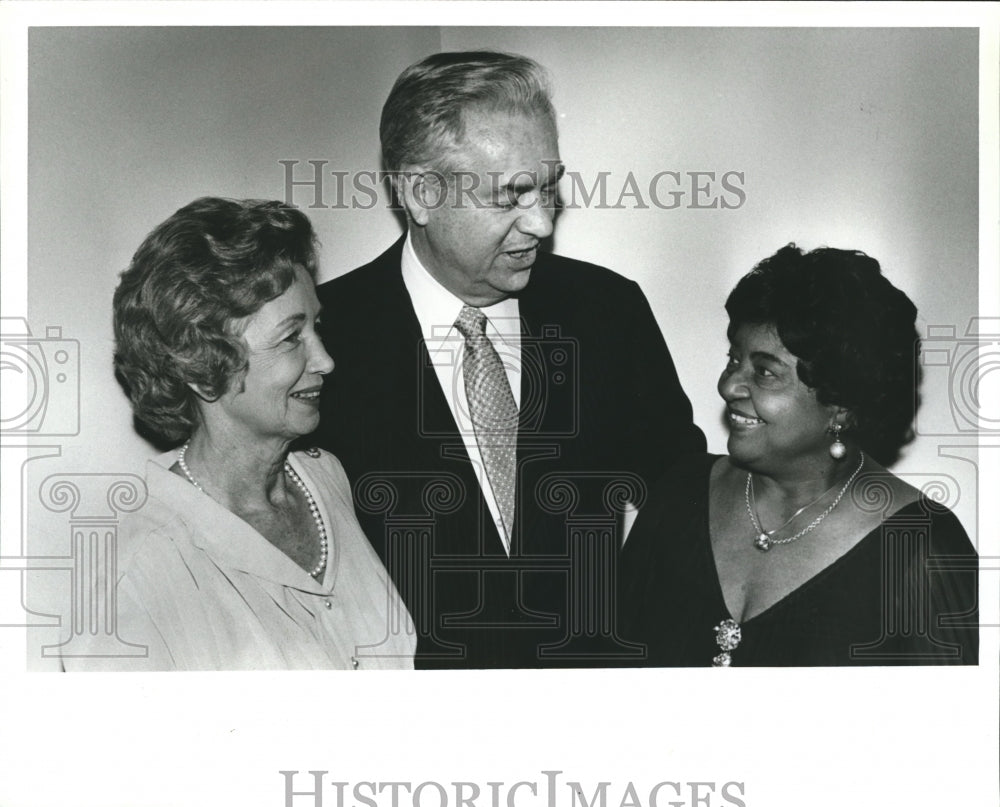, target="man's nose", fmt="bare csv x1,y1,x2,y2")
516,193,555,239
